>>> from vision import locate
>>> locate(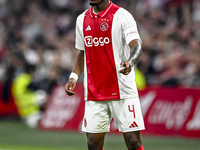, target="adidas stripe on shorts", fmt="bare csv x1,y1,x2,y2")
82,97,145,133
